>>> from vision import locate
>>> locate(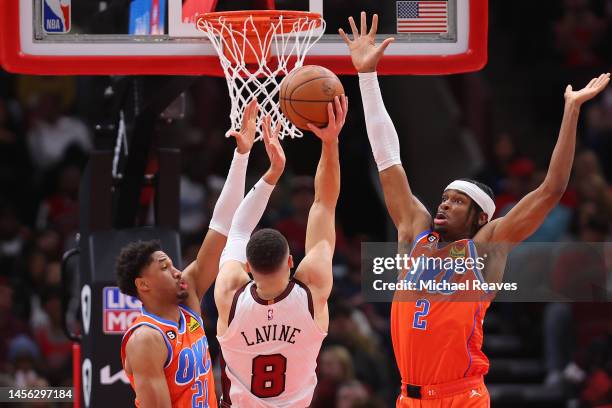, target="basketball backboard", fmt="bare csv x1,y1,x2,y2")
0,0,487,76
